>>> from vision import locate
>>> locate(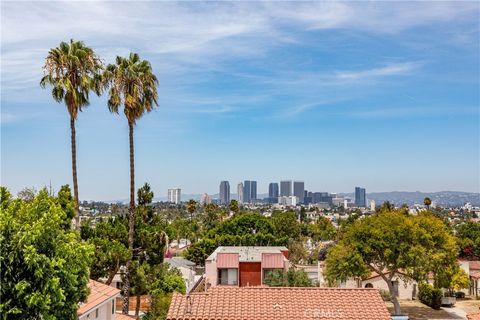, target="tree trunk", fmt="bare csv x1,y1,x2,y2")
106,265,119,286
122,121,136,314
70,117,80,230
386,279,401,315
135,294,141,316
